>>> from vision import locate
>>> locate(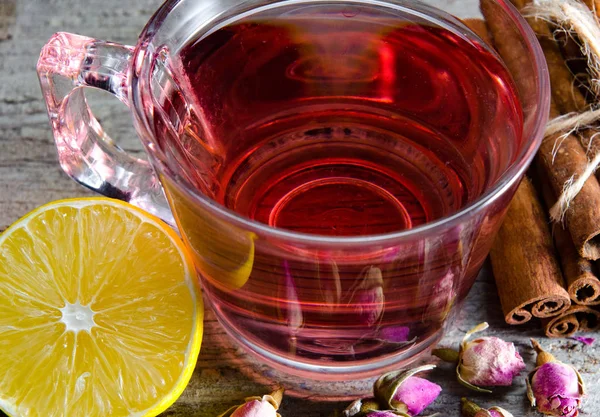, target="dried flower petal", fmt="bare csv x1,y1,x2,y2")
392,377,442,416
374,365,440,415
527,340,585,417
219,389,283,417
230,400,278,417
435,323,525,392
460,336,525,387
425,270,456,321
379,326,411,343
531,363,580,416
570,336,595,346
344,366,440,417
355,285,385,327
346,266,385,328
